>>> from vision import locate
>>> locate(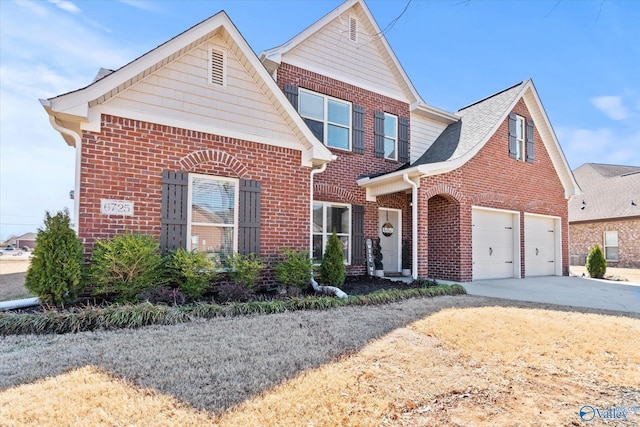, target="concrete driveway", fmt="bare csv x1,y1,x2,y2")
462,276,640,313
